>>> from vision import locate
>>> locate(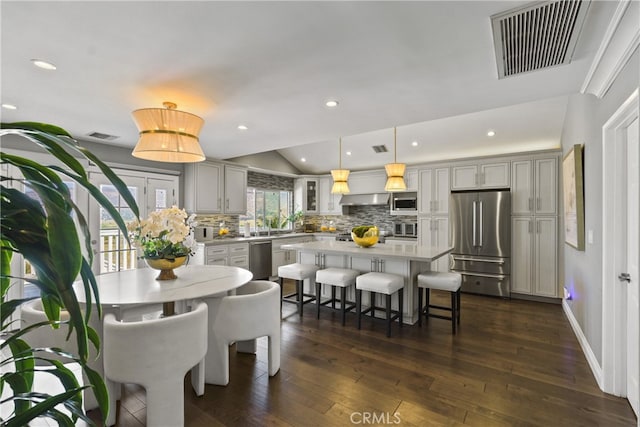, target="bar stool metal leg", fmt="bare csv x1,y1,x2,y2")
398,289,403,327
340,286,347,326
356,289,362,329
386,294,392,337
316,282,322,319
